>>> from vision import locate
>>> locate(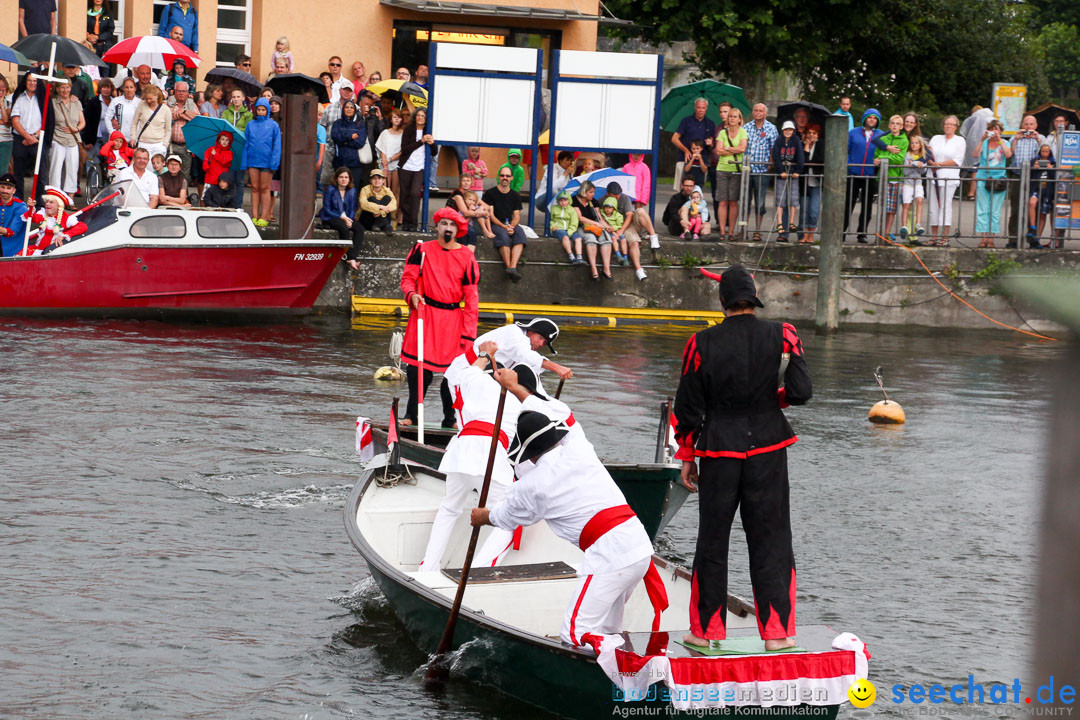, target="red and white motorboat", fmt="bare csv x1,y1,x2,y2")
0,181,350,317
